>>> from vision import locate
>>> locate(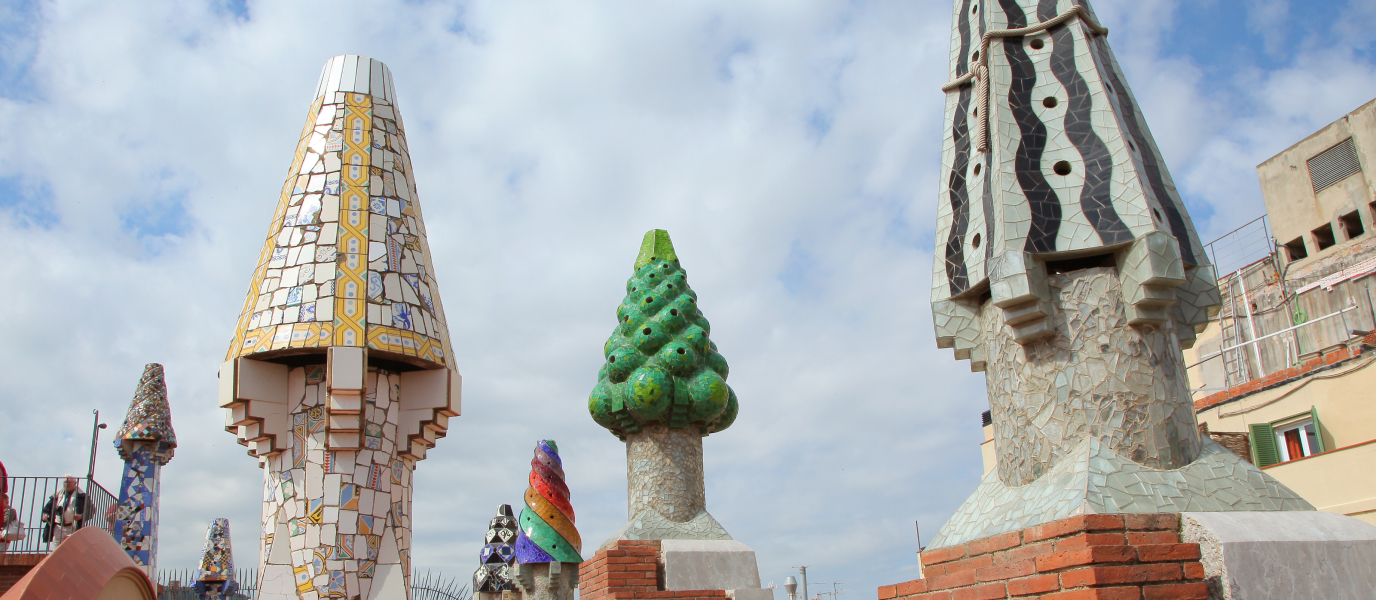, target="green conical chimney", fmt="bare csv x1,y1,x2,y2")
589,230,738,440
